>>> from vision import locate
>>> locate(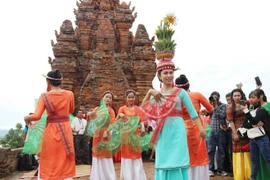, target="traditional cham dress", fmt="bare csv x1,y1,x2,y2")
90,106,116,180
181,92,213,180
227,105,252,180
146,88,198,180
30,91,75,180
257,102,270,180
118,105,147,180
